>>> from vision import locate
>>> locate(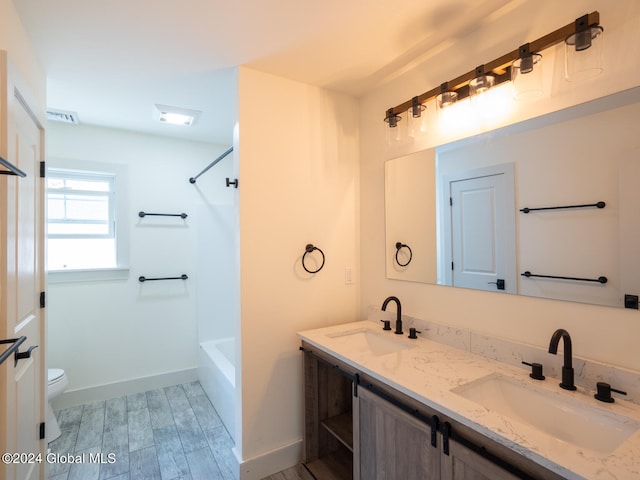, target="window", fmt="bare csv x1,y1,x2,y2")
48,170,115,238
46,161,129,279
